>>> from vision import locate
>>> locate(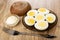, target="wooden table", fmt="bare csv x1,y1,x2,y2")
0,0,60,40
